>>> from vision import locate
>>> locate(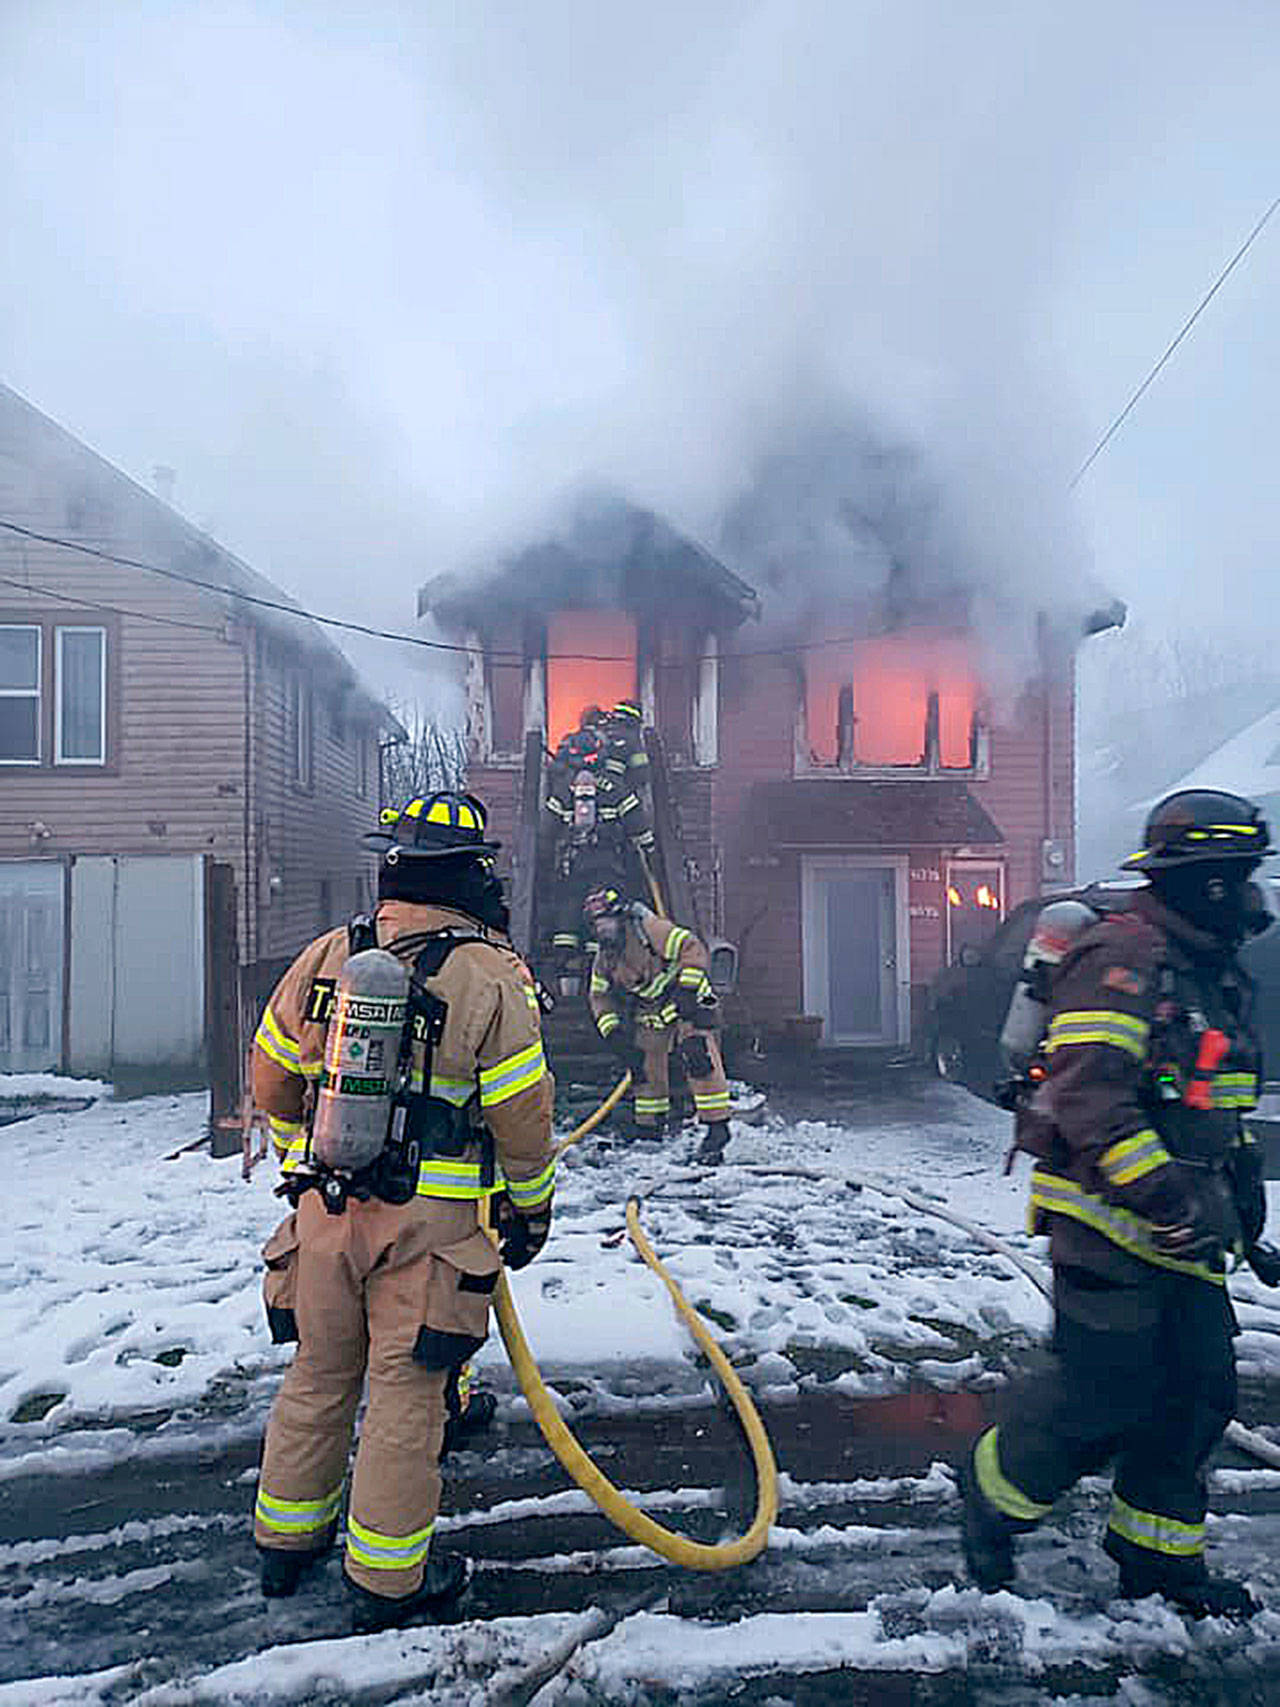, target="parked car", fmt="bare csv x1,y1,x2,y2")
923,881,1280,1103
